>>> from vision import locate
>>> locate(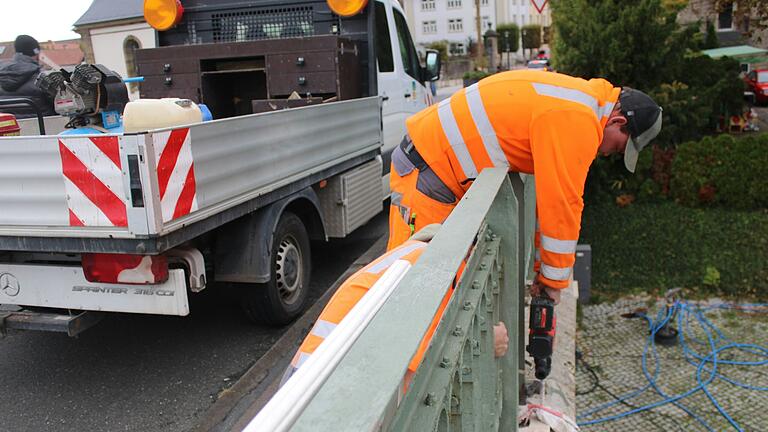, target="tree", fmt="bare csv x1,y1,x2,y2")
496,23,520,54
521,24,542,58
550,0,691,90
703,20,719,49
551,0,744,201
